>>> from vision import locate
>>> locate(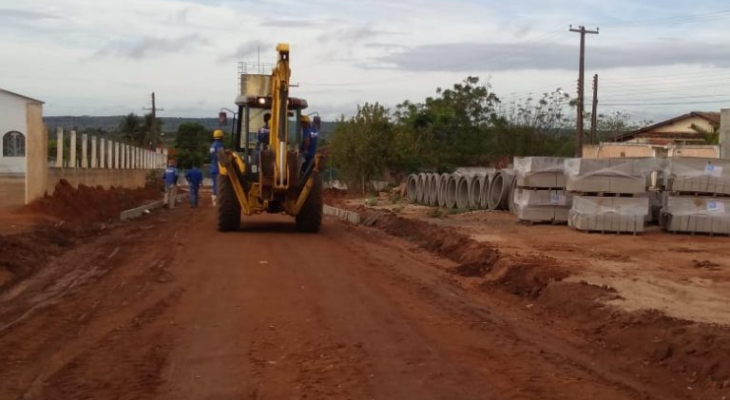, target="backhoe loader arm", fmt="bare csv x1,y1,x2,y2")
270,43,291,190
